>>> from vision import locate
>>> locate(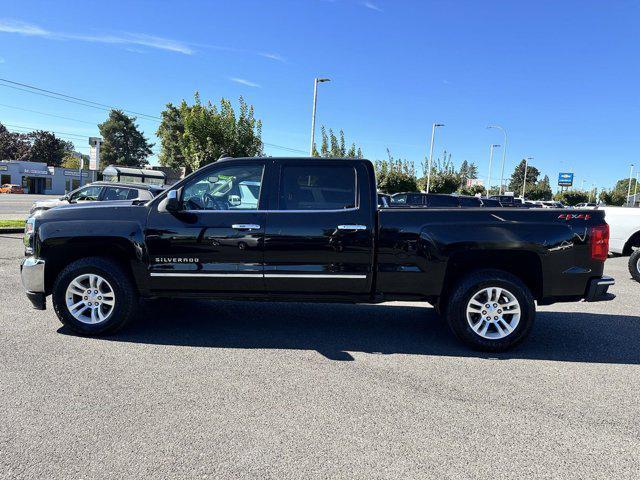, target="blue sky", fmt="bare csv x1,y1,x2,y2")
0,0,638,191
